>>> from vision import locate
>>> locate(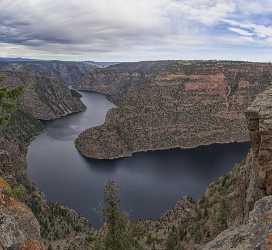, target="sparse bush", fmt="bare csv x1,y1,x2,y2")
3,184,26,199
13,184,27,199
